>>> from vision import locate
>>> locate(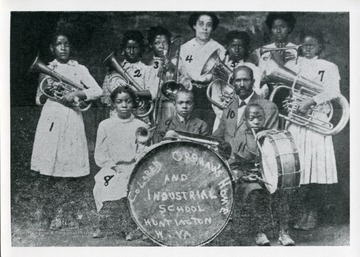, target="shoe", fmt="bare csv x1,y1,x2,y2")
49,217,63,230
293,212,308,230
92,227,105,238
67,218,80,229
278,232,295,246
301,210,317,230
126,228,145,241
33,219,49,231
255,233,270,246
